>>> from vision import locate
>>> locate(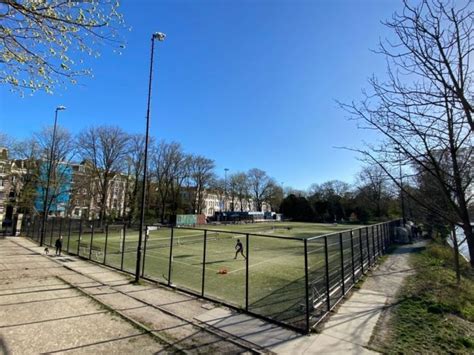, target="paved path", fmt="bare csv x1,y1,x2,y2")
270,241,424,354
0,238,164,354
0,237,254,354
